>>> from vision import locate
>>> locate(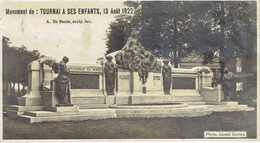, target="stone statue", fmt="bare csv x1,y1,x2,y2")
113,30,158,85
104,56,116,95
162,60,171,95
222,68,234,101
55,56,72,105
